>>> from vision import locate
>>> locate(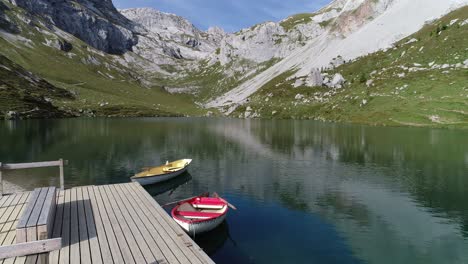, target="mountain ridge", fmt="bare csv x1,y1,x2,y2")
0,0,467,128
